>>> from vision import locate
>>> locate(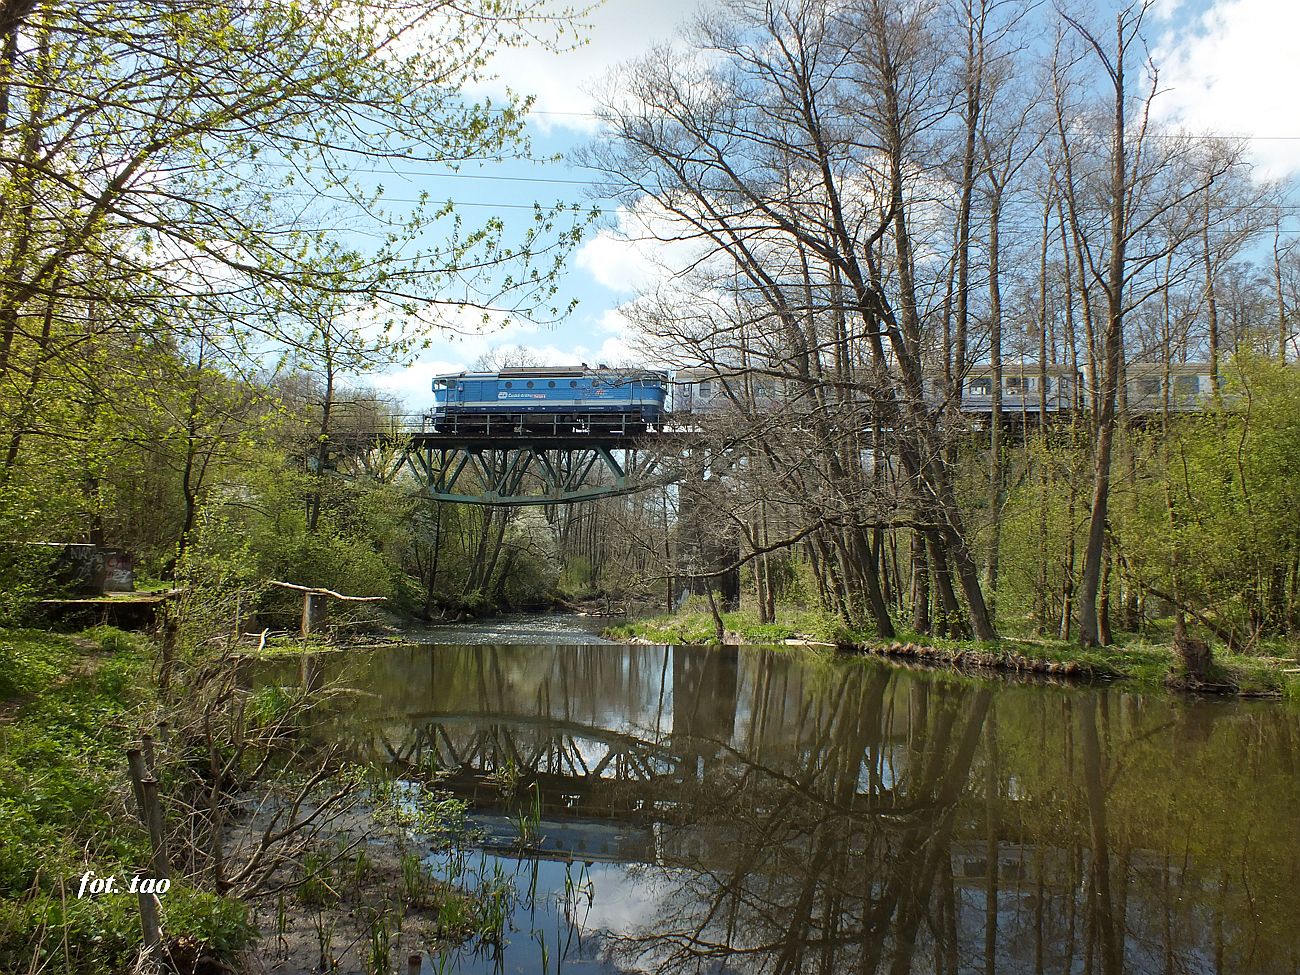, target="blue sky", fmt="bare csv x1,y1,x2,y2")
365,0,1300,411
